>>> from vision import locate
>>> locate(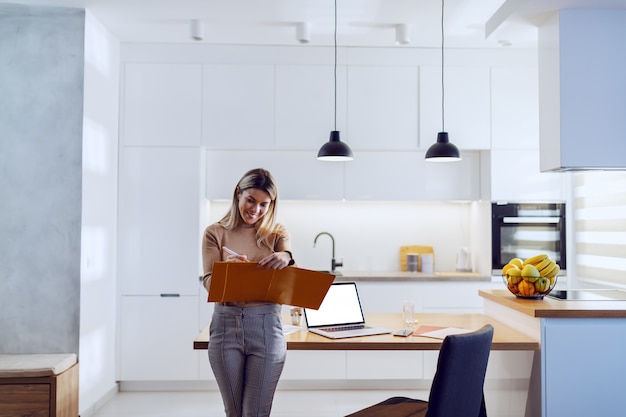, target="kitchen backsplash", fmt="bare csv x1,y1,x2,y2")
205,200,491,274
